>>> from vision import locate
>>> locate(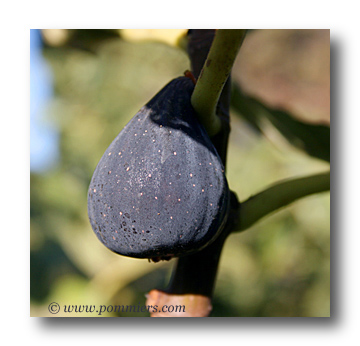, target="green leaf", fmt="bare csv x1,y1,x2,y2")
231,84,330,162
